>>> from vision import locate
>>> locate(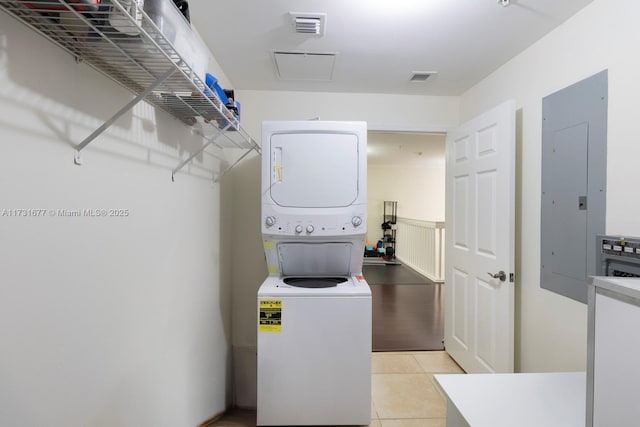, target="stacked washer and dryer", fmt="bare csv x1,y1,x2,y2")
257,121,372,426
